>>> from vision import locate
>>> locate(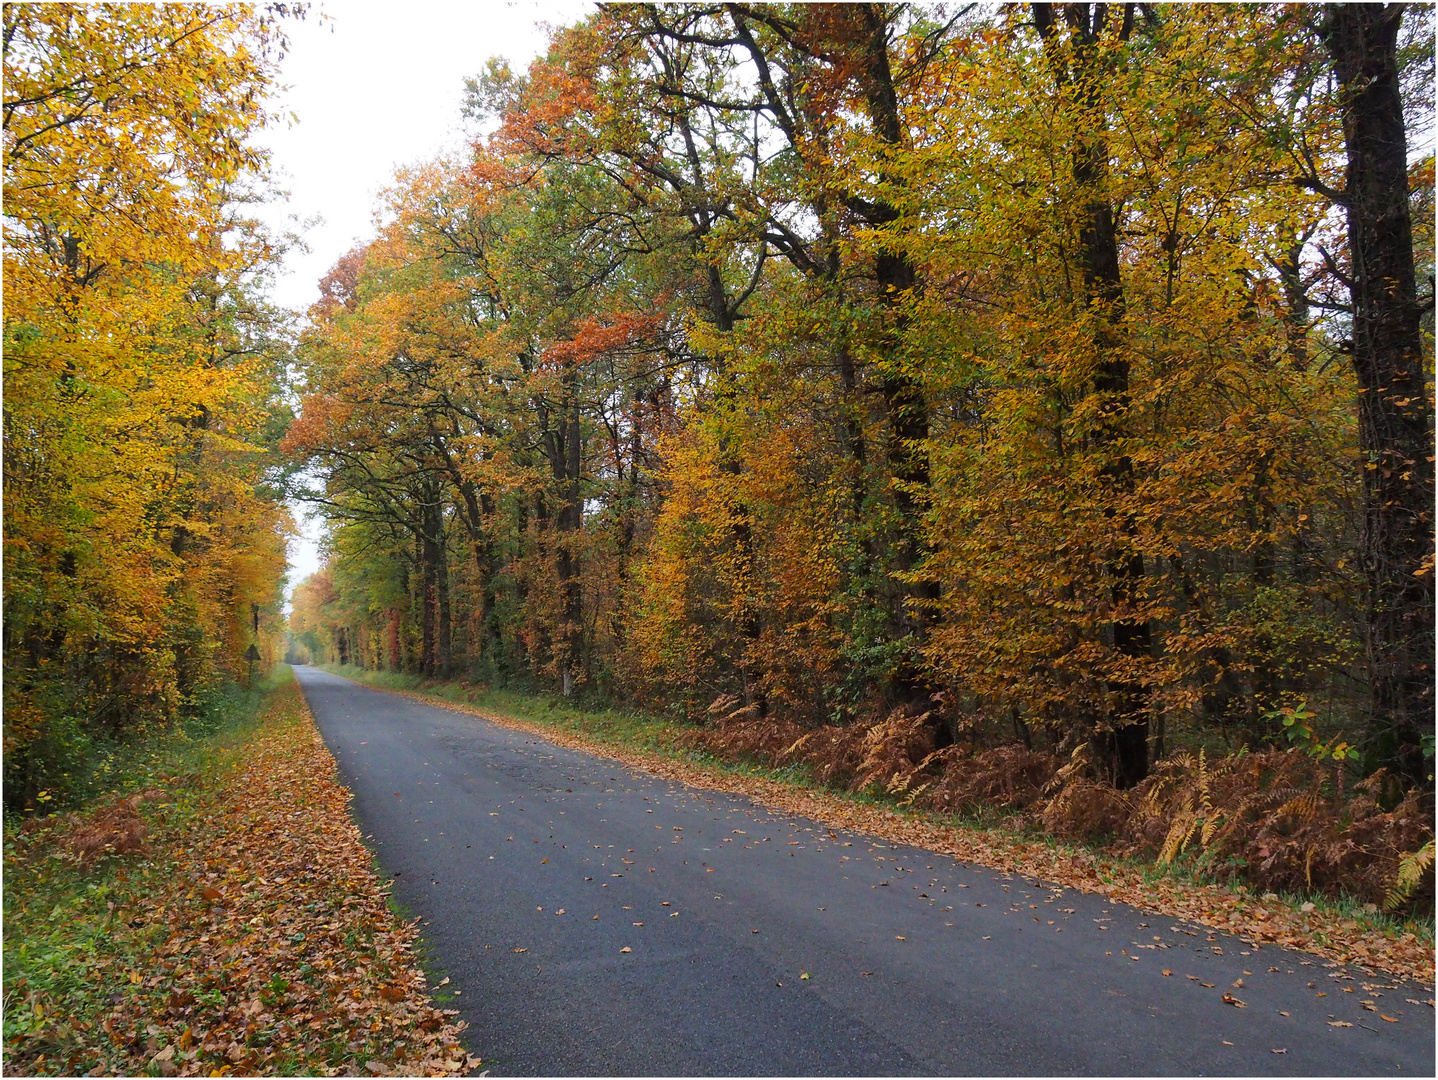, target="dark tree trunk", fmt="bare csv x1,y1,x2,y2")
436,528,452,679
543,385,585,696
433,425,498,667
1321,4,1435,785
418,521,435,676
1034,2,1151,788
479,489,499,665
558,391,584,696
856,3,936,700
419,479,452,678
